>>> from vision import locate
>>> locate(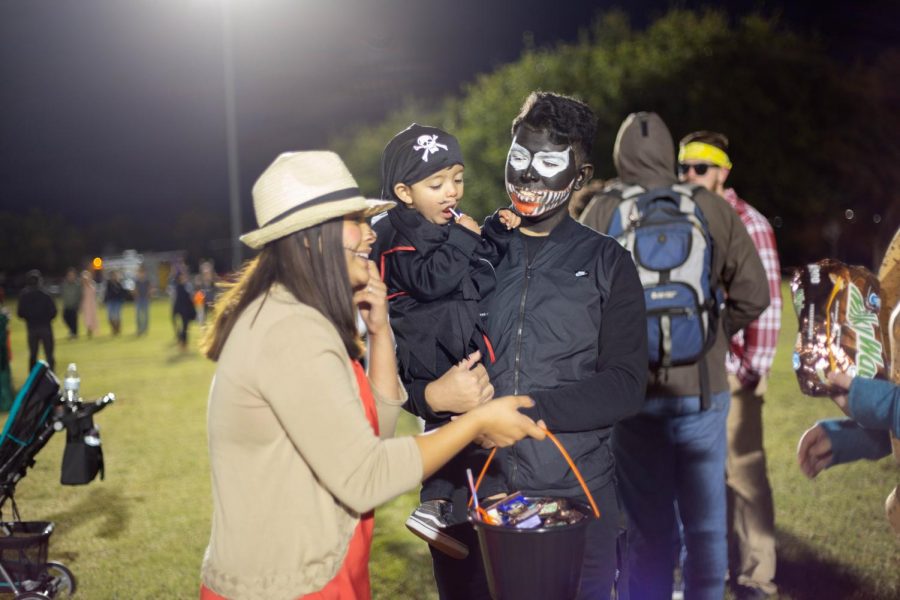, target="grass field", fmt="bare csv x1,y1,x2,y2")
1,287,897,599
